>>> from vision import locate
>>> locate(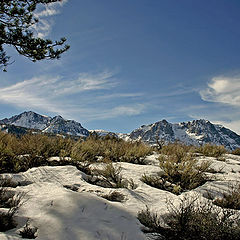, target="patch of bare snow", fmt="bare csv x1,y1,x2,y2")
1,153,240,239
